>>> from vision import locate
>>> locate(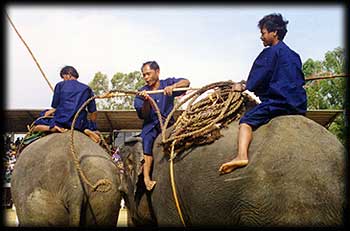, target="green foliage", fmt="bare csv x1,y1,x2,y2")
89,71,145,110
303,47,346,145
303,58,323,77
88,71,109,94
110,71,144,110
88,72,111,110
